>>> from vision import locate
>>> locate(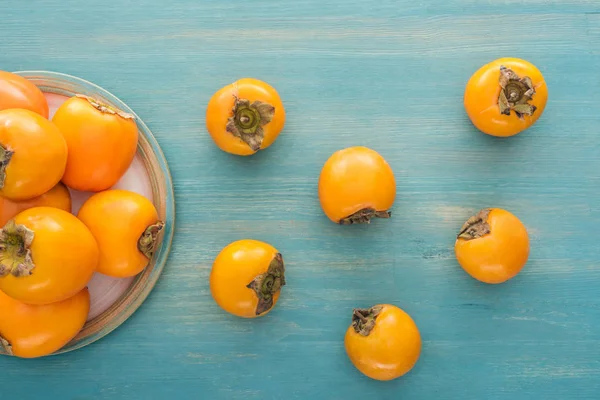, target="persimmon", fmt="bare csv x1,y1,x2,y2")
206,78,285,156
464,57,548,137
0,207,99,305
318,146,396,224
210,239,285,318
0,287,90,359
0,109,68,201
0,71,49,118
455,208,529,284
0,182,71,226
77,189,164,278
52,94,138,192
345,304,422,381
